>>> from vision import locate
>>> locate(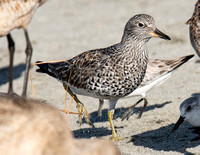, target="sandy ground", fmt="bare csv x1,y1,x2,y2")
0,0,200,154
